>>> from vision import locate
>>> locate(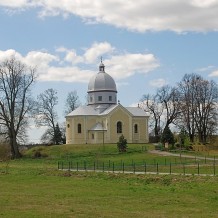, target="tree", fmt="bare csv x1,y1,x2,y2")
178,74,218,144
178,74,197,143
141,93,163,141
64,90,80,115
157,85,181,132
161,126,175,146
117,134,127,152
35,88,61,145
0,57,36,158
